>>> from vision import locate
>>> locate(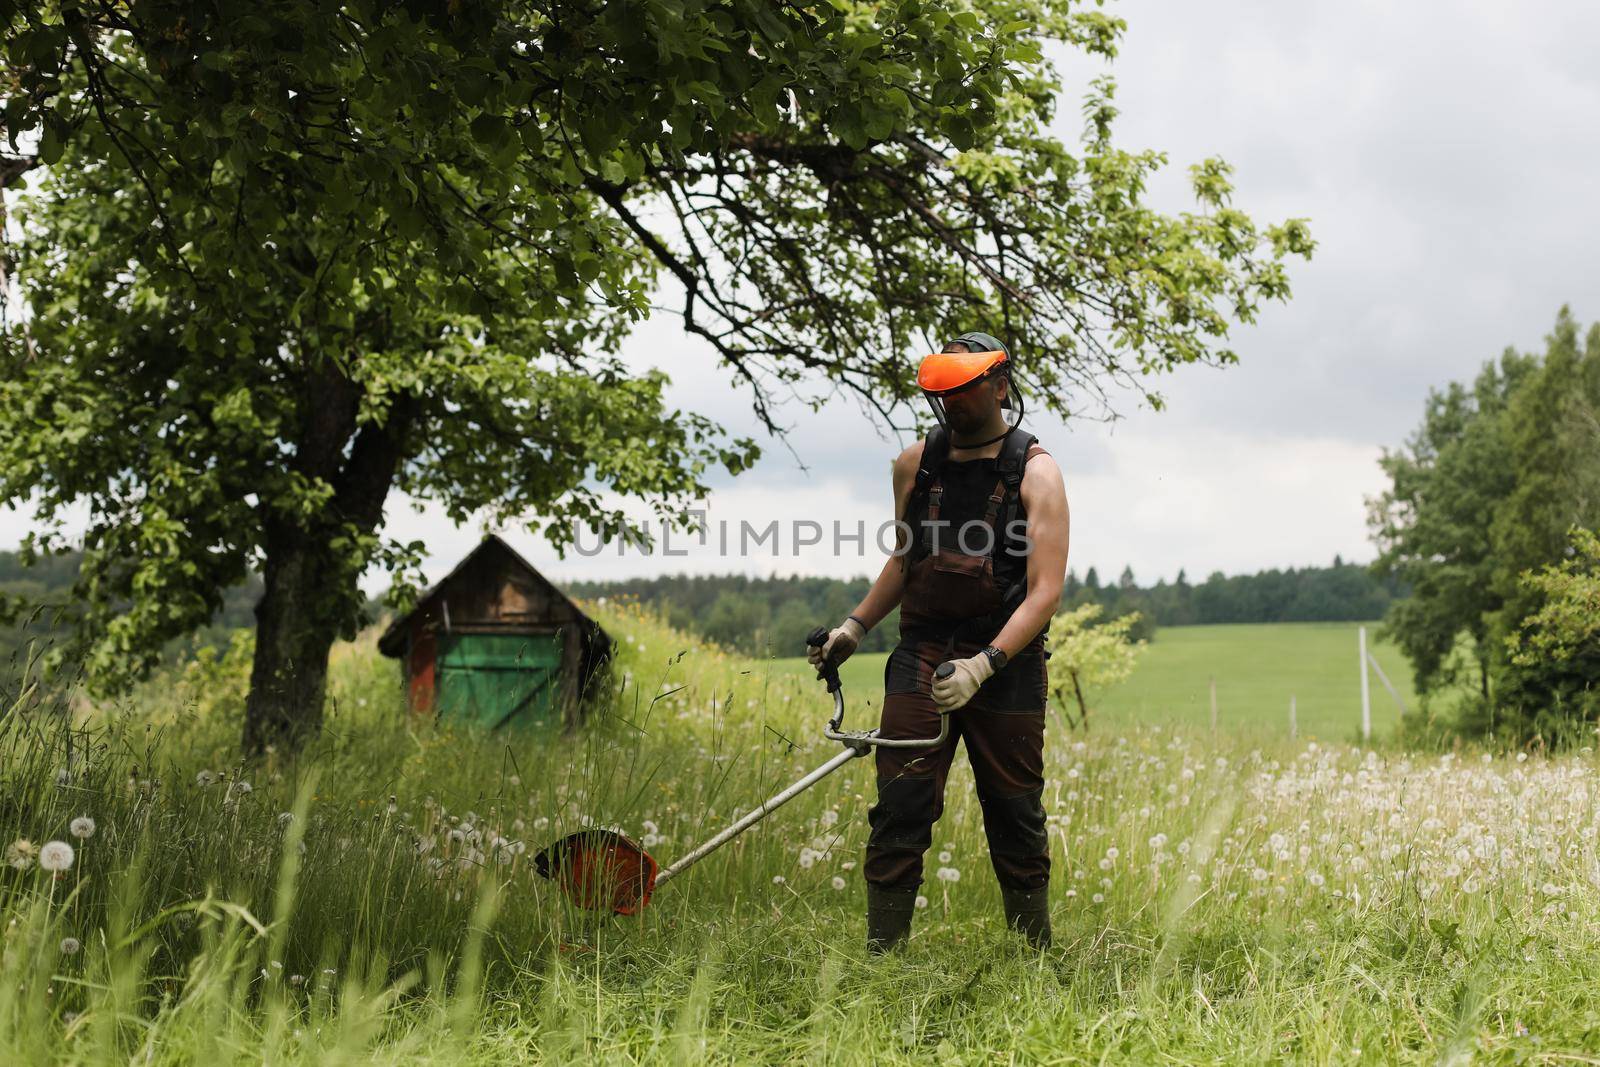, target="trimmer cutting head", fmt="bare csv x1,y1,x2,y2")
533,828,658,915
532,627,956,916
